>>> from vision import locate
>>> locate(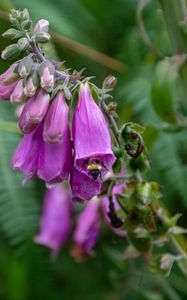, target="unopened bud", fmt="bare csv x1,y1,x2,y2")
103,75,117,89
24,73,38,97
26,89,50,124
107,101,117,112
17,37,29,51
18,56,33,77
10,79,27,104
34,19,49,33
35,32,51,43
2,28,22,39
1,44,21,60
40,61,55,92
21,8,30,21
22,19,32,30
